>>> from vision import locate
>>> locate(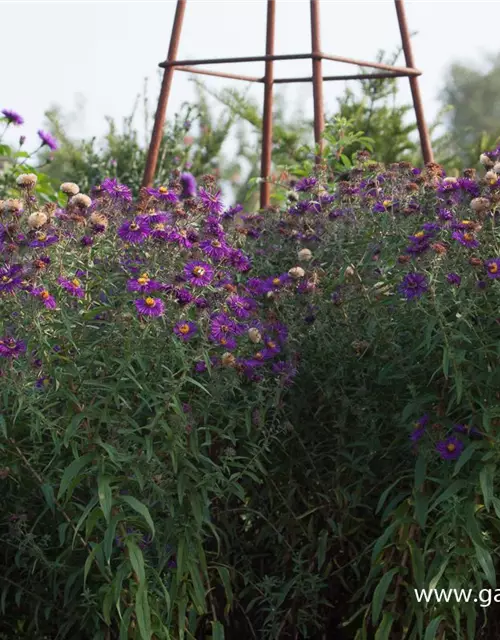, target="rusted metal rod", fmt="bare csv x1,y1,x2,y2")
319,52,421,76
260,0,276,210
174,65,263,83
142,0,186,188
310,0,325,160
160,53,315,68
274,70,419,84
394,0,433,163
